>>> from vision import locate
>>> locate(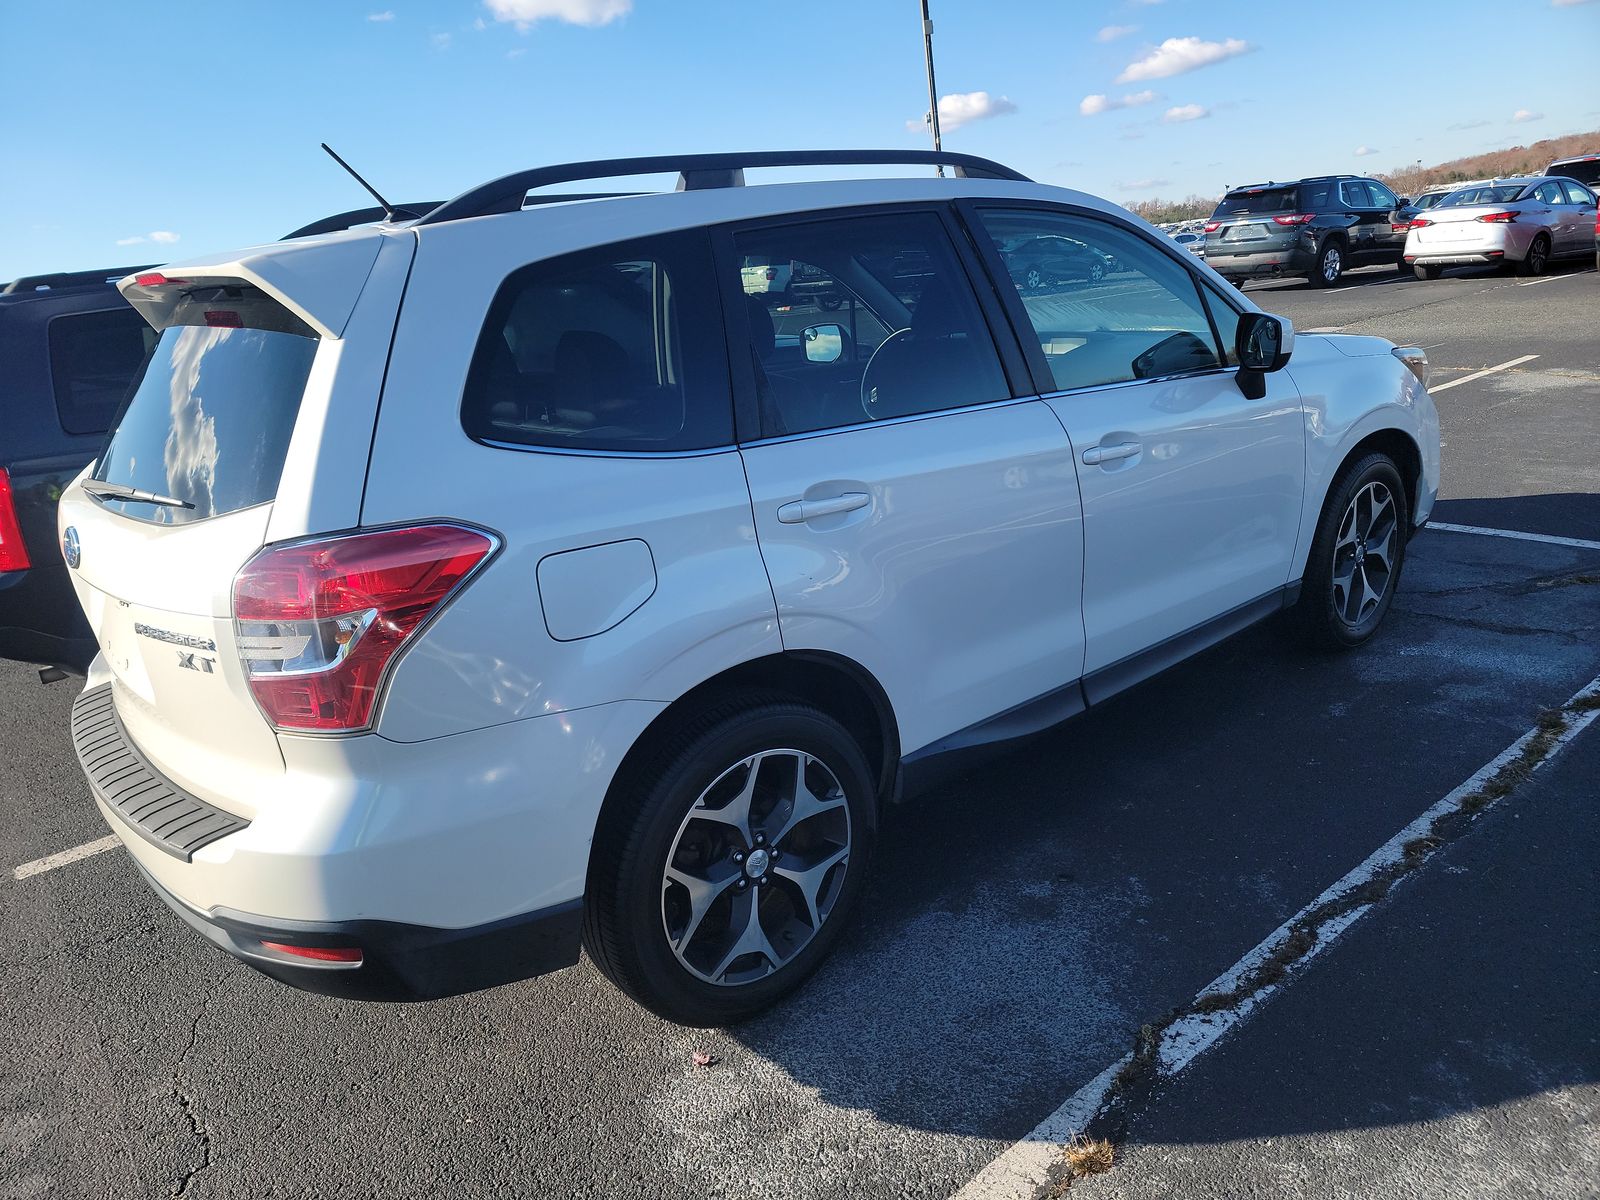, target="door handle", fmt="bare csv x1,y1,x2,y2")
1081,441,1141,466
777,492,871,524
